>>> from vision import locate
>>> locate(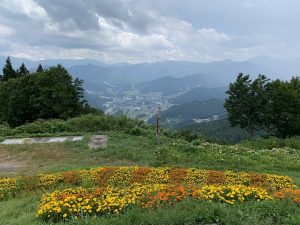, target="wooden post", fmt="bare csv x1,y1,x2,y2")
157,105,161,145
